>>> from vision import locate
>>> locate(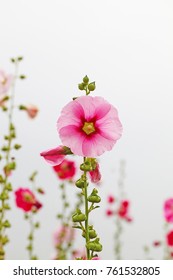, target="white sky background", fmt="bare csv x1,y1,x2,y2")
0,0,173,259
